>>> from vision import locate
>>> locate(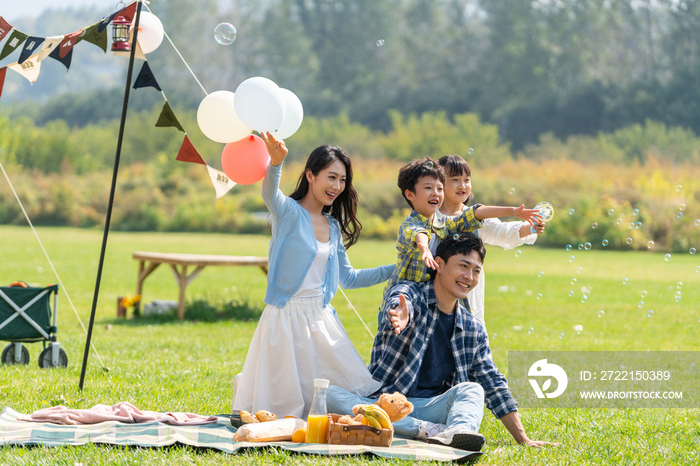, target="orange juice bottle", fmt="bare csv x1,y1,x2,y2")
305,378,329,444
